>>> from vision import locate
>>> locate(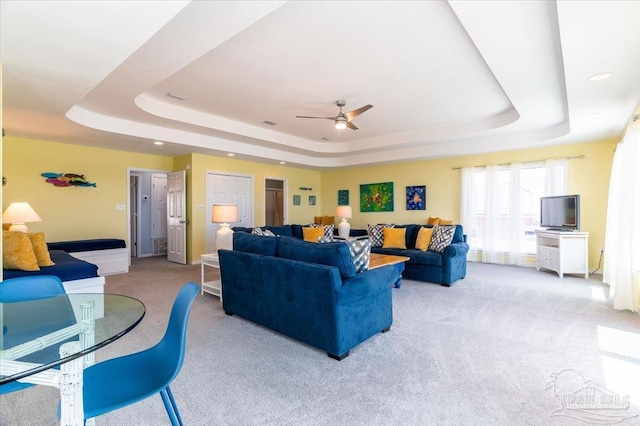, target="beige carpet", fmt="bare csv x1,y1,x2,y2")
1,257,639,425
